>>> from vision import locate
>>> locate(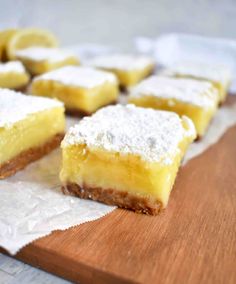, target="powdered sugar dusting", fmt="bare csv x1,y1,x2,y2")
0,61,26,74
162,61,232,87
62,104,196,163
33,66,118,88
87,54,154,71
129,76,219,108
16,47,76,63
0,88,63,128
